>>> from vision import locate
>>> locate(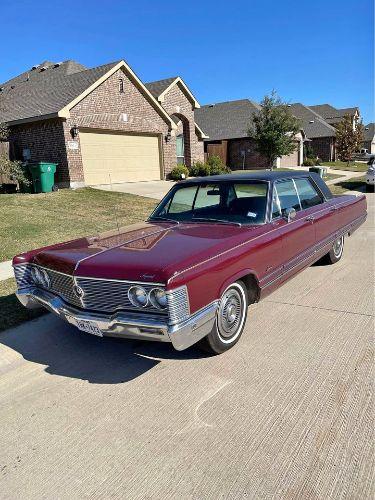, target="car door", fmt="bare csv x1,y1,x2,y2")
271,178,315,282
293,176,338,253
